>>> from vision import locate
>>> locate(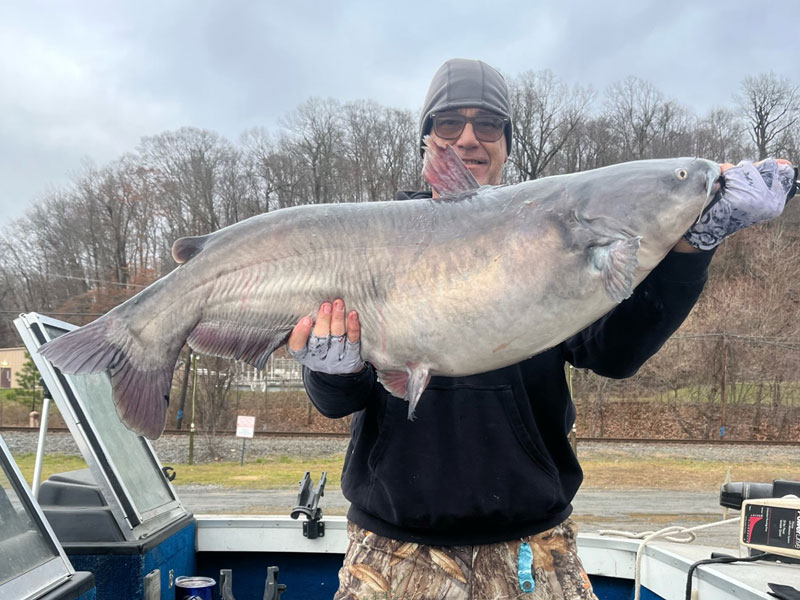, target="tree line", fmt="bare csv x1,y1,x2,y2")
1,69,799,347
